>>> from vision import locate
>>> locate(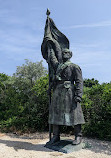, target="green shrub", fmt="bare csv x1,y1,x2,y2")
82,83,111,140
0,66,111,140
